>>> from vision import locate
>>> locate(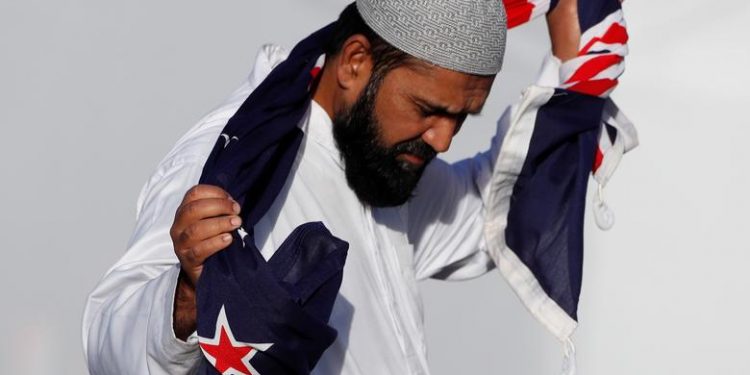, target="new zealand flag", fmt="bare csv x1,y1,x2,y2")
195,23,348,375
